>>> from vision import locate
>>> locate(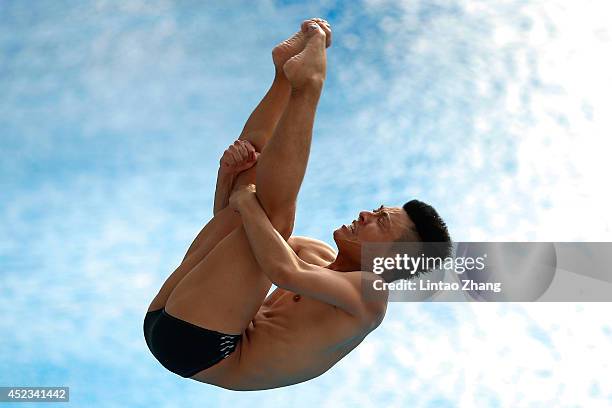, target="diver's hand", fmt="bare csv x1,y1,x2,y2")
229,184,258,214
219,140,259,176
